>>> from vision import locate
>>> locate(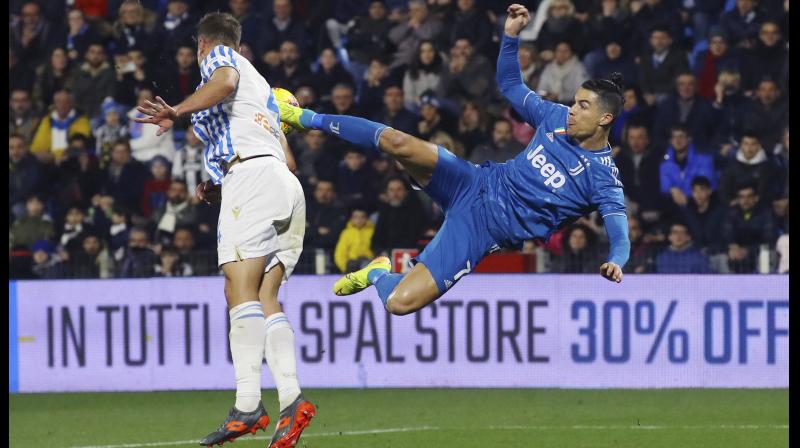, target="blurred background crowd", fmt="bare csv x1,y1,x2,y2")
9,0,789,279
